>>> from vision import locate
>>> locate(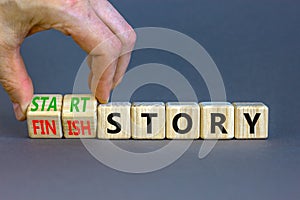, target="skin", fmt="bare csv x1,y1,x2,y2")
0,0,136,121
